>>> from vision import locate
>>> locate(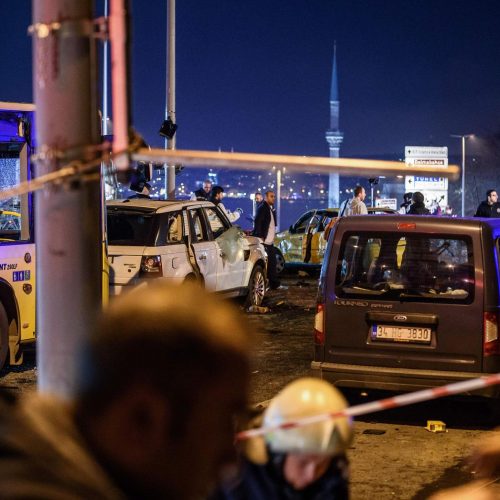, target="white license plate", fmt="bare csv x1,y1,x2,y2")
372,324,432,344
